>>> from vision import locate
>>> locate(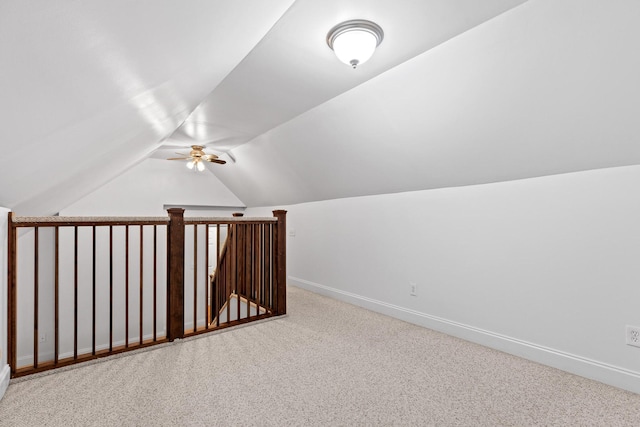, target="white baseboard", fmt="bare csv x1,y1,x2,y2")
289,276,640,395
17,317,210,366
184,319,208,331
0,364,10,401
17,330,167,366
